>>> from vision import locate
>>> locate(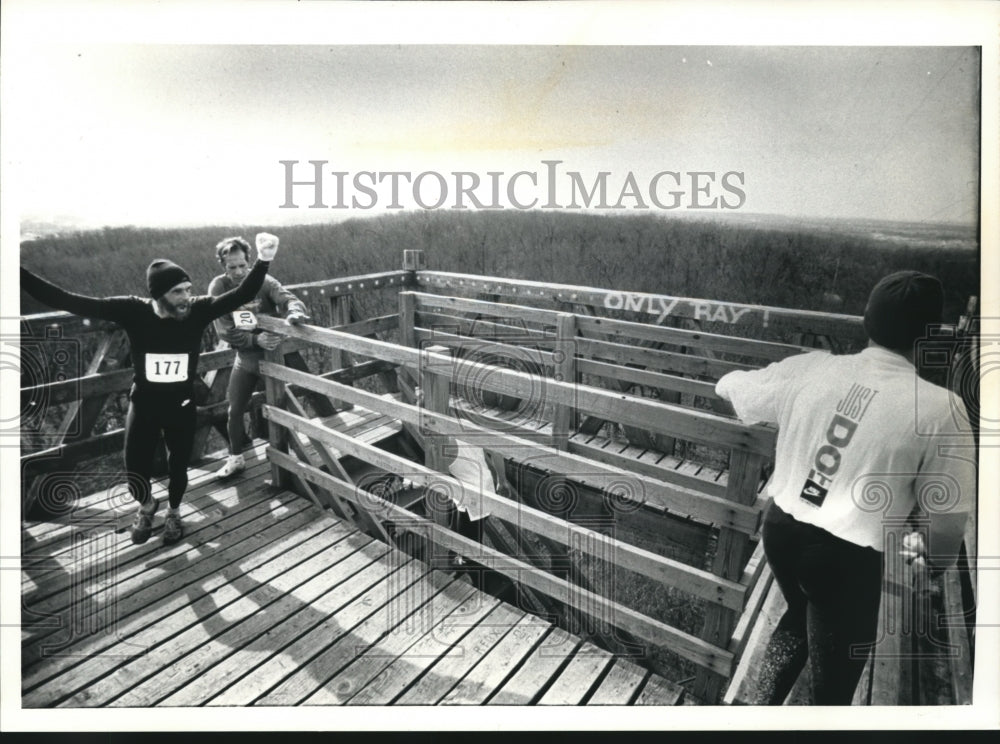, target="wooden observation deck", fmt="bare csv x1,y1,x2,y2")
19,249,978,706
22,440,694,707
